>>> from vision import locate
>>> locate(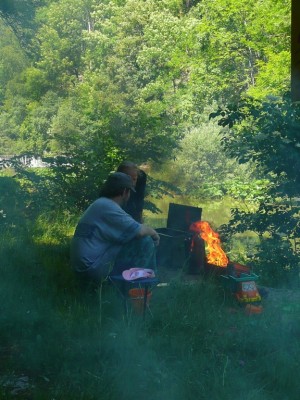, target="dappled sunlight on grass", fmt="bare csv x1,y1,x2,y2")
31,212,78,246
